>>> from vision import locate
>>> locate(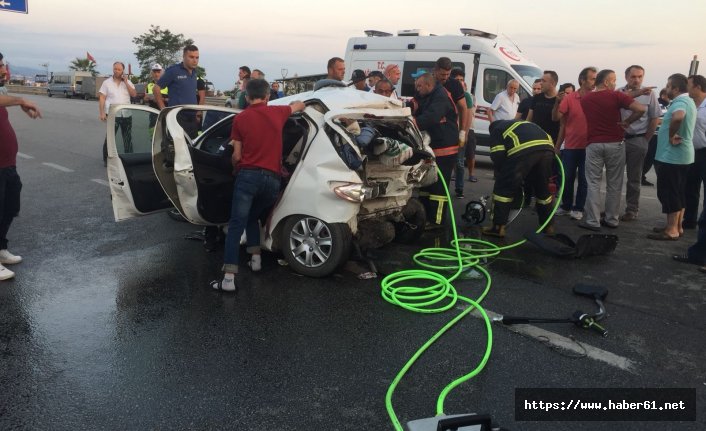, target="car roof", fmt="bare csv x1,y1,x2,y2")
271,86,404,111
